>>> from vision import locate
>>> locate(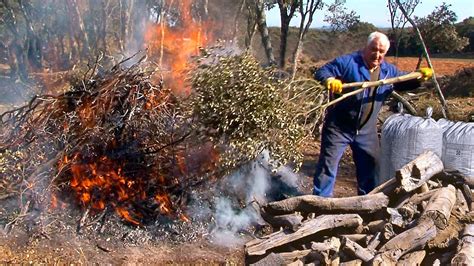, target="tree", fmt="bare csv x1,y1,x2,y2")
455,17,474,52
387,0,419,58
415,3,469,54
290,0,323,79
265,0,324,69
324,0,359,32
